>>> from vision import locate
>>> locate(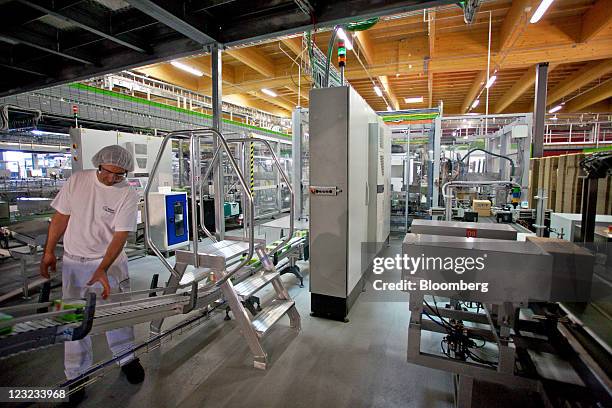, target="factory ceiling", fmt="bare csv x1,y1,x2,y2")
0,0,453,98
135,0,612,117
